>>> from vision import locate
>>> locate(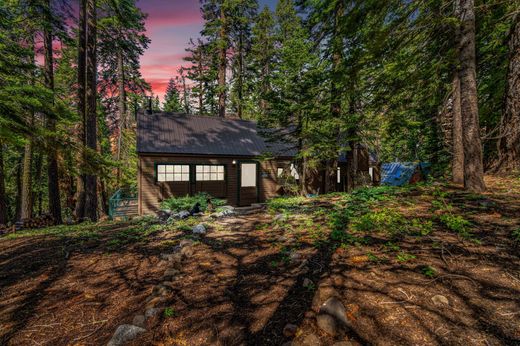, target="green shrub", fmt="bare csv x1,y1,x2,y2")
512,228,520,242
352,209,406,234
421,265,437,278
267,196,307,211
161,192,226,212
439,214,471,238
396,252,416,262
